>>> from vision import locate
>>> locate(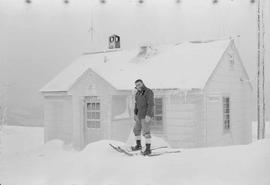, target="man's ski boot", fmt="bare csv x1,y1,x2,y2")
142,143,151,156
131,140,142,151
